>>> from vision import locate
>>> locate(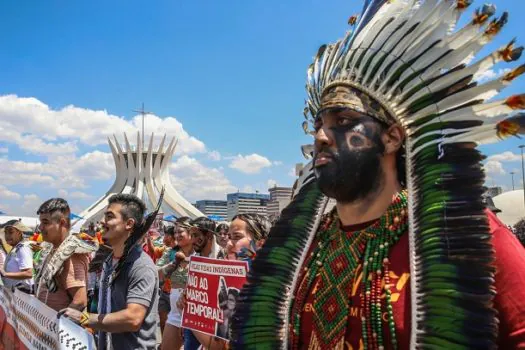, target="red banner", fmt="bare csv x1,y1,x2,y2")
181,256,248,340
